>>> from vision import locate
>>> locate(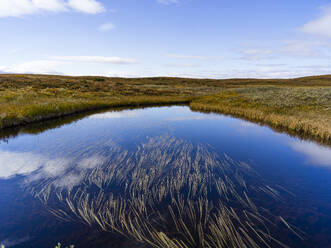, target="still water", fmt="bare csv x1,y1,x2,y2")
0,106,330,248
